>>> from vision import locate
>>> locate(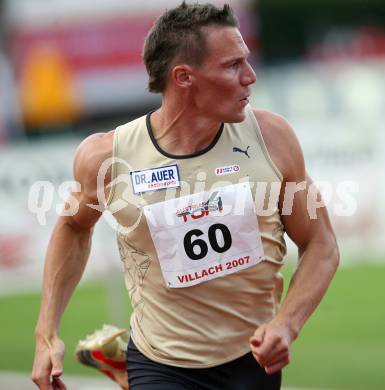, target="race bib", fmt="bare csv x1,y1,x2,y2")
143,183,264,288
